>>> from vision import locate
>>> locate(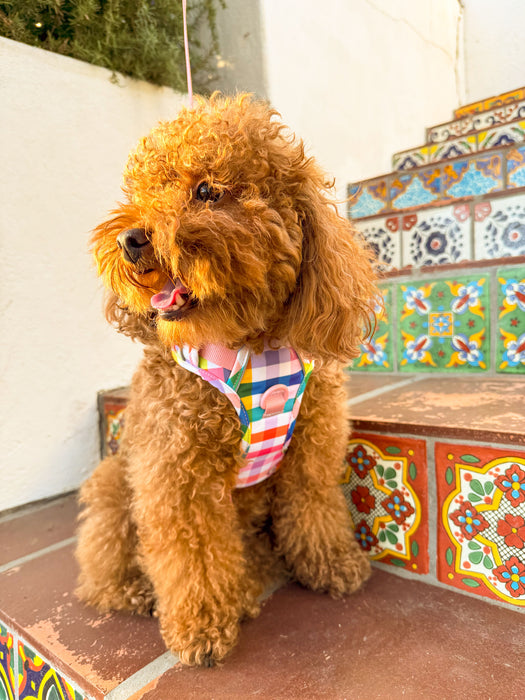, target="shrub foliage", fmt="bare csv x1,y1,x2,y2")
0,0,224,92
